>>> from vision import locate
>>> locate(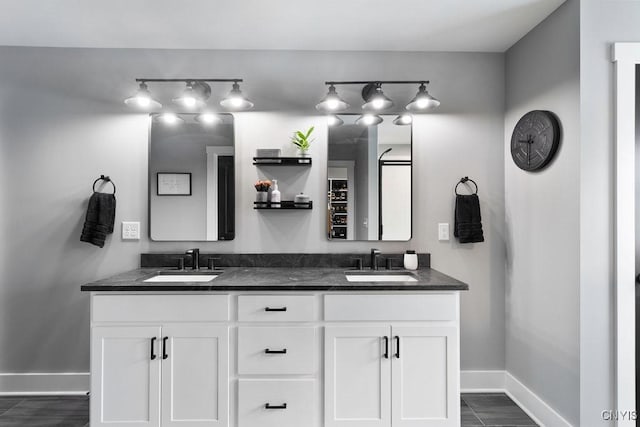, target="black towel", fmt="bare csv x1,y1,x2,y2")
80,192,116,248
454,194,484,243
